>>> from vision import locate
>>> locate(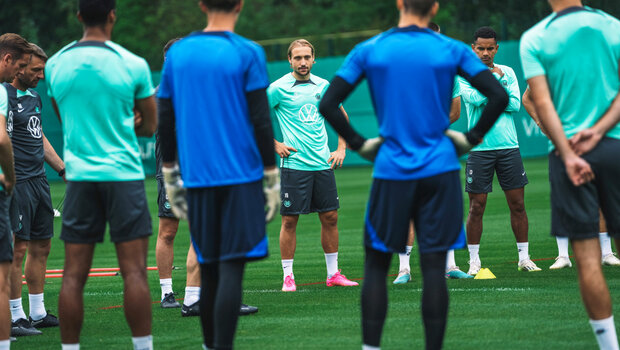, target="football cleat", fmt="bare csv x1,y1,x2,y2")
29,312,59,328
239,304,258,316
282,274,296,292
326,270,359,287
445,266,474,279
602,253,620,266
467,259,481,276
161,292,181,308
549,256,572,270
11,318,42,337
181,301,200,317
518,258,542,272
393,269,412,284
